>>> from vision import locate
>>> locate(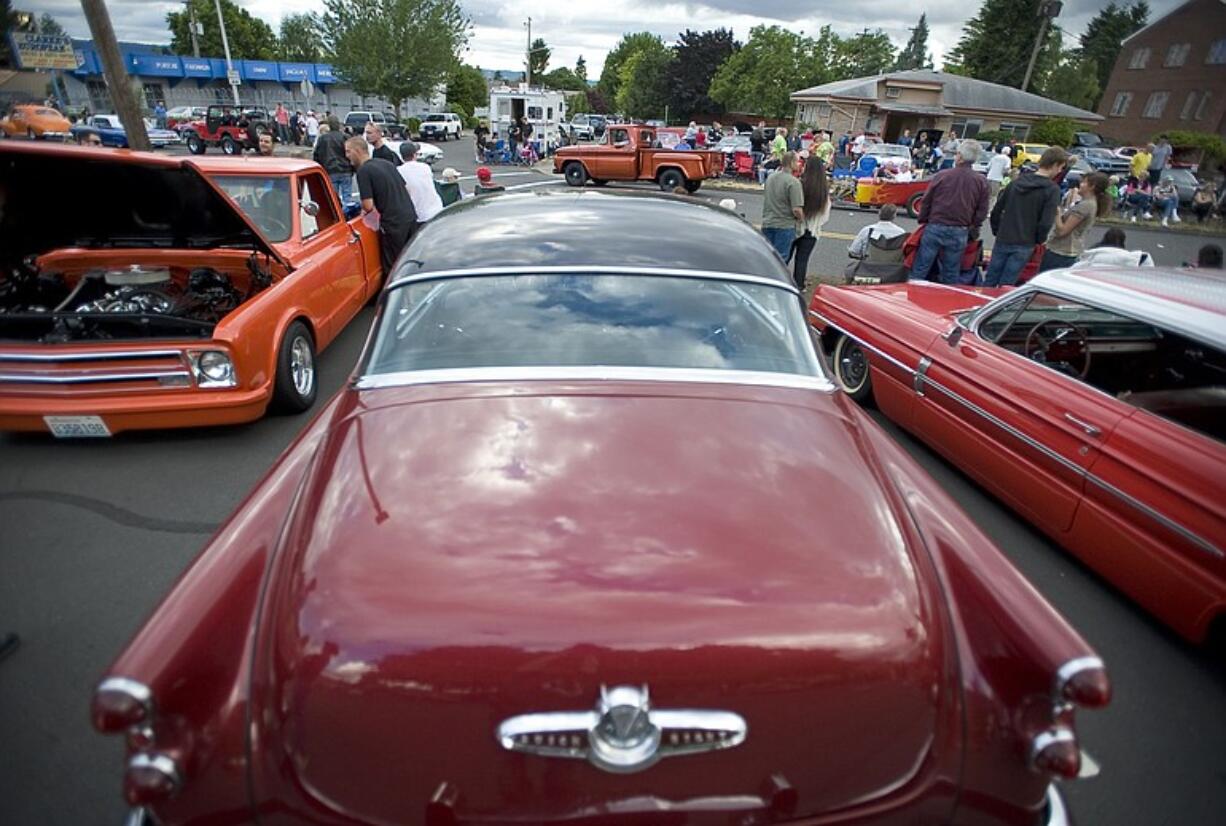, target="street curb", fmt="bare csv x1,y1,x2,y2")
1099,215,1226,238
